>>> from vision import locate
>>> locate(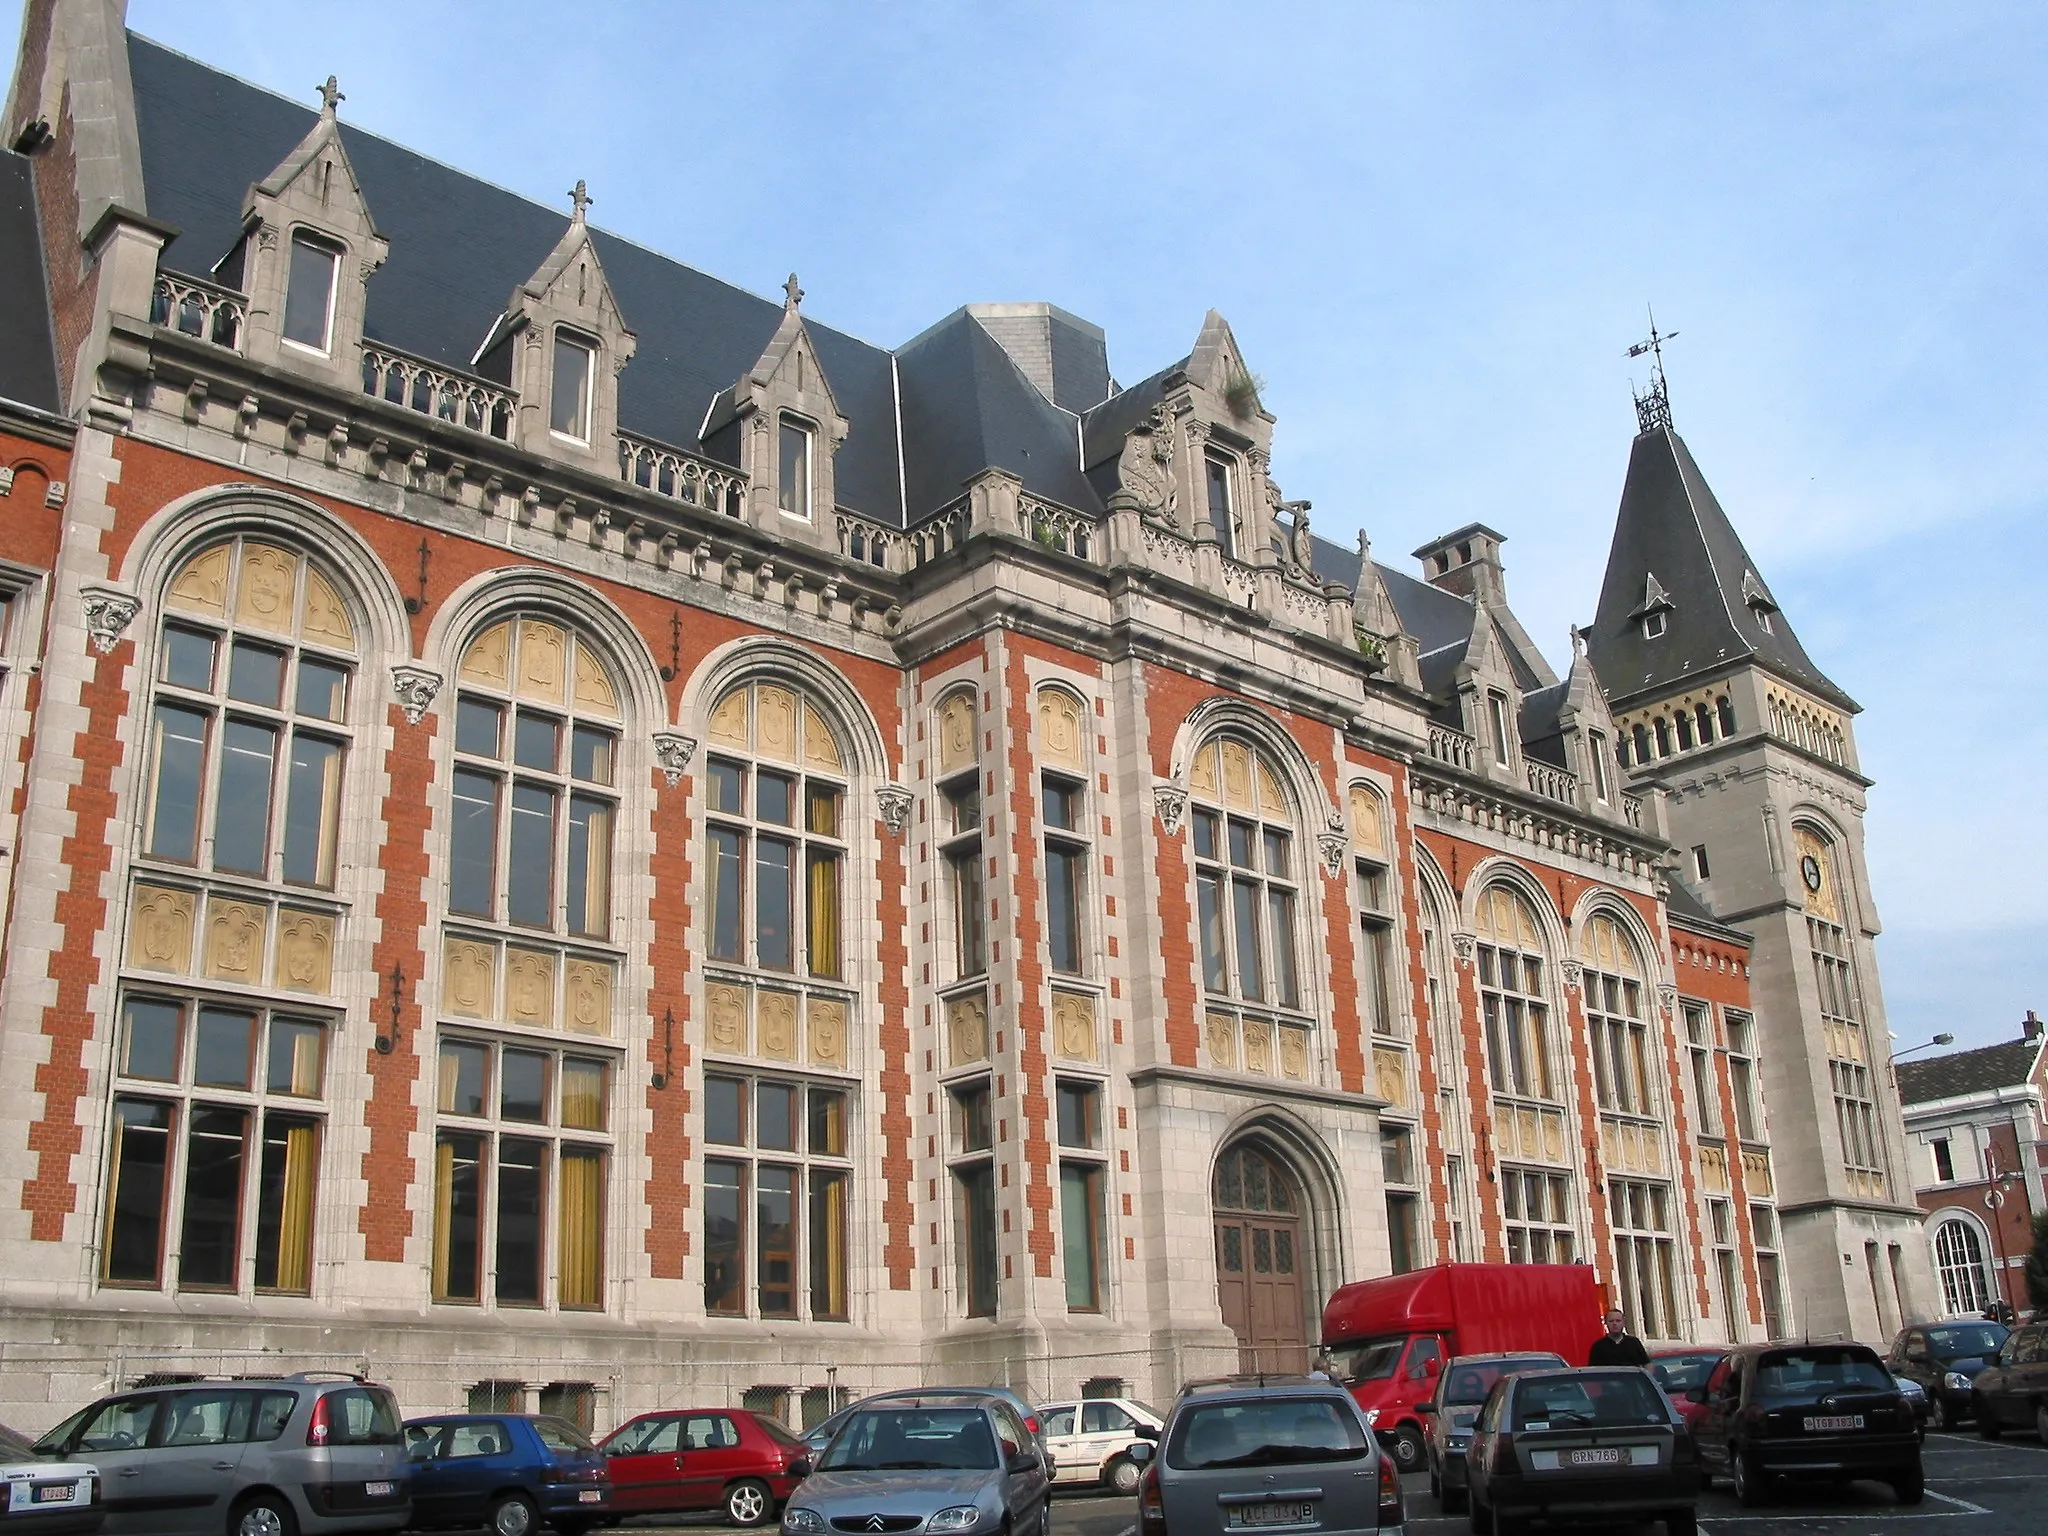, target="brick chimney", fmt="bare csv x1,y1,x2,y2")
1413,523,1508,605
2025,1009,2043,1041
